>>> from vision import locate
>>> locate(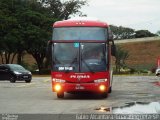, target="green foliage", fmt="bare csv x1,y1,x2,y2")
135,30,157,38
0,0,87,74
110,25,157,40
115,46,129,73
41,0,88,19
20,61,31,70
110,25,135,40
156,30,160,36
